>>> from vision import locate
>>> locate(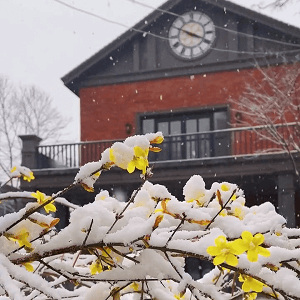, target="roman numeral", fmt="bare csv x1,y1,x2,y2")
173,42,180,48
203,38,212,44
